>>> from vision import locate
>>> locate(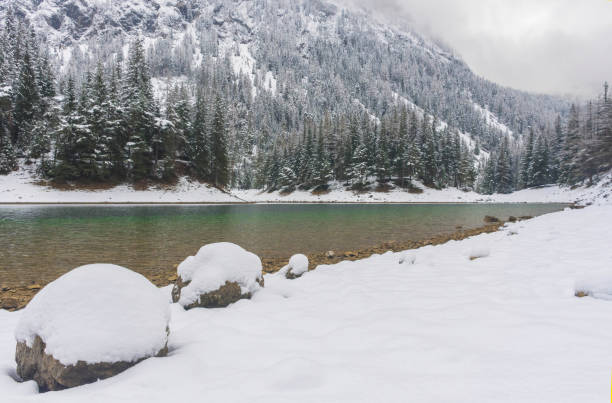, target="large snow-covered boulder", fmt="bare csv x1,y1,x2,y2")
171,243,264,309
15,264,170,391
281,254,309,279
